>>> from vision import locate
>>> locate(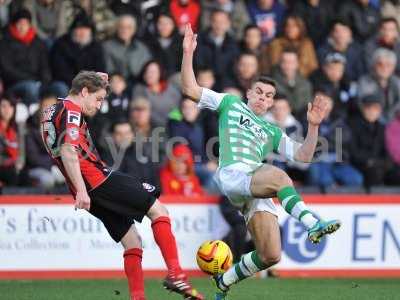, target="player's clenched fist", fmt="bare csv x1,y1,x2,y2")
75,191,91,210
